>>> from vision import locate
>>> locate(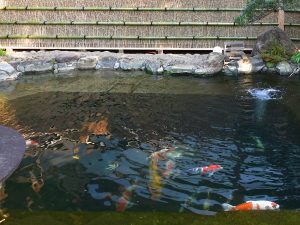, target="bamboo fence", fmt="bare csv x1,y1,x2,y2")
0,0,299,49
0,0,249,8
